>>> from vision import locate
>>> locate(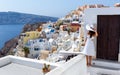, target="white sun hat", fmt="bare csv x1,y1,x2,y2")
86,24,94,31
